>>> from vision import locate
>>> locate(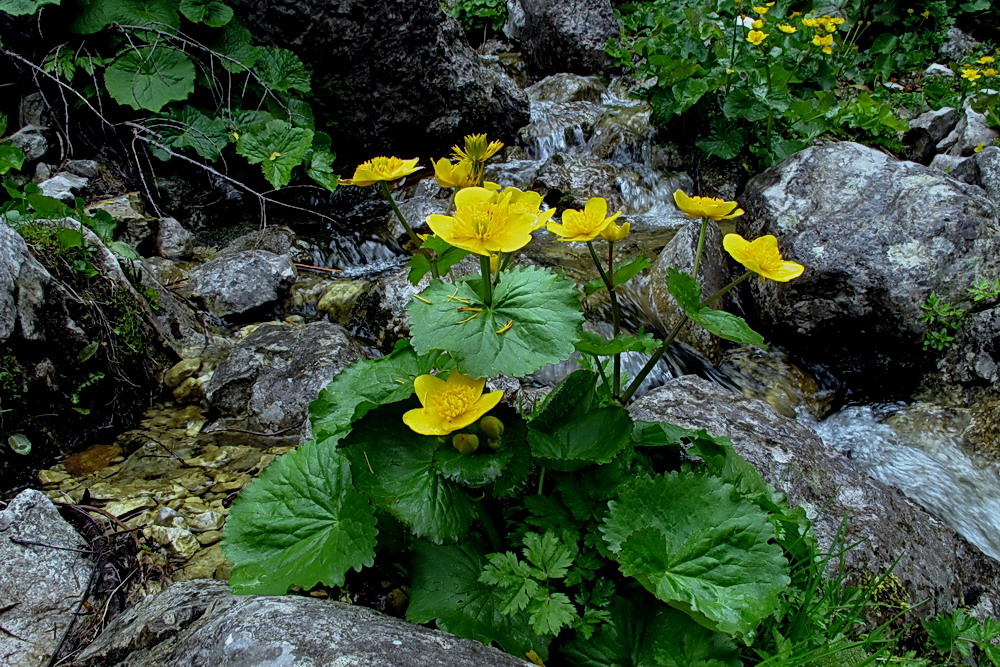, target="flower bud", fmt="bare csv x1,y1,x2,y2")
486,438,503,451
479,416,504,439
452,433,479,455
